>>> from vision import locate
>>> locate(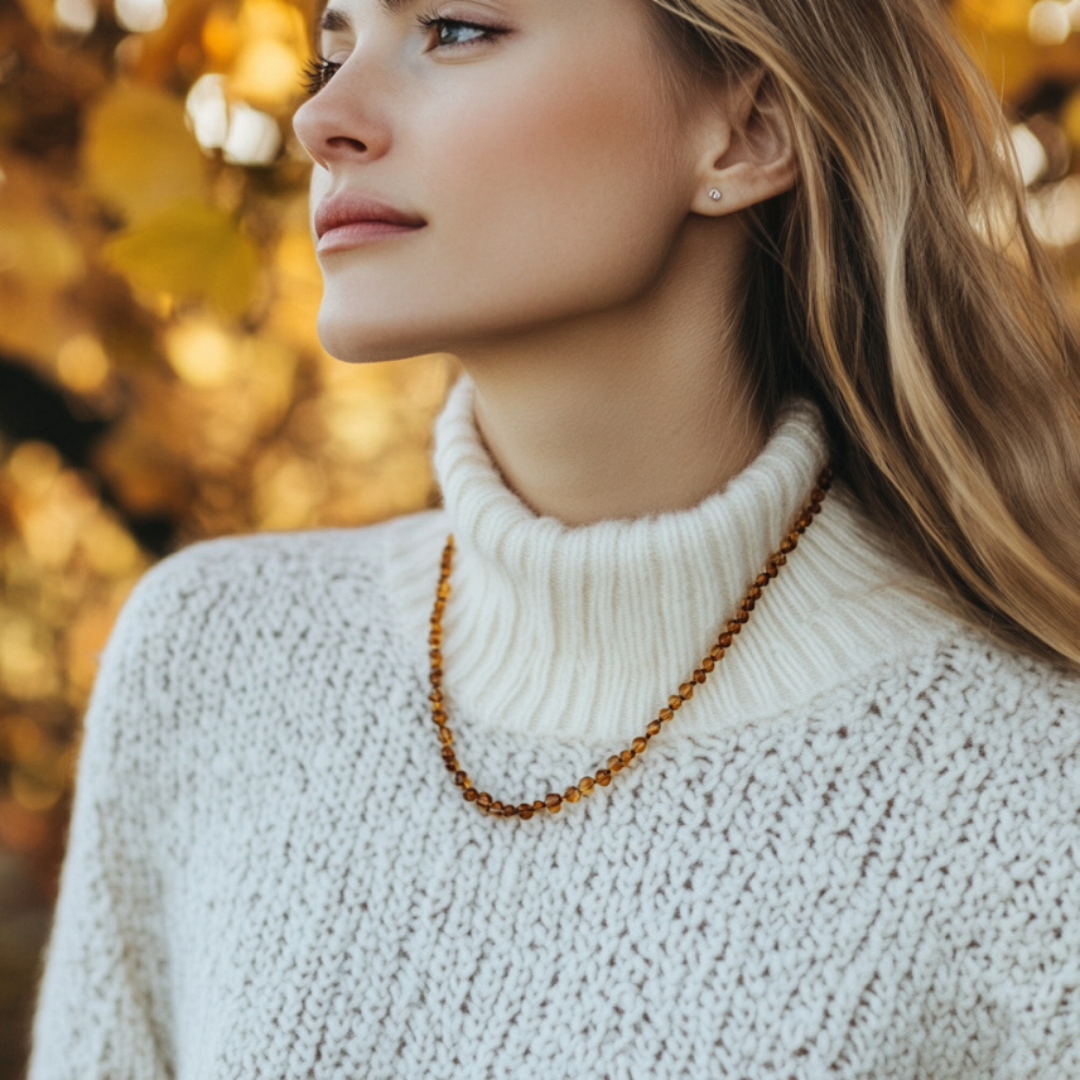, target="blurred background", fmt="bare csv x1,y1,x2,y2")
0,0,1078,1076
